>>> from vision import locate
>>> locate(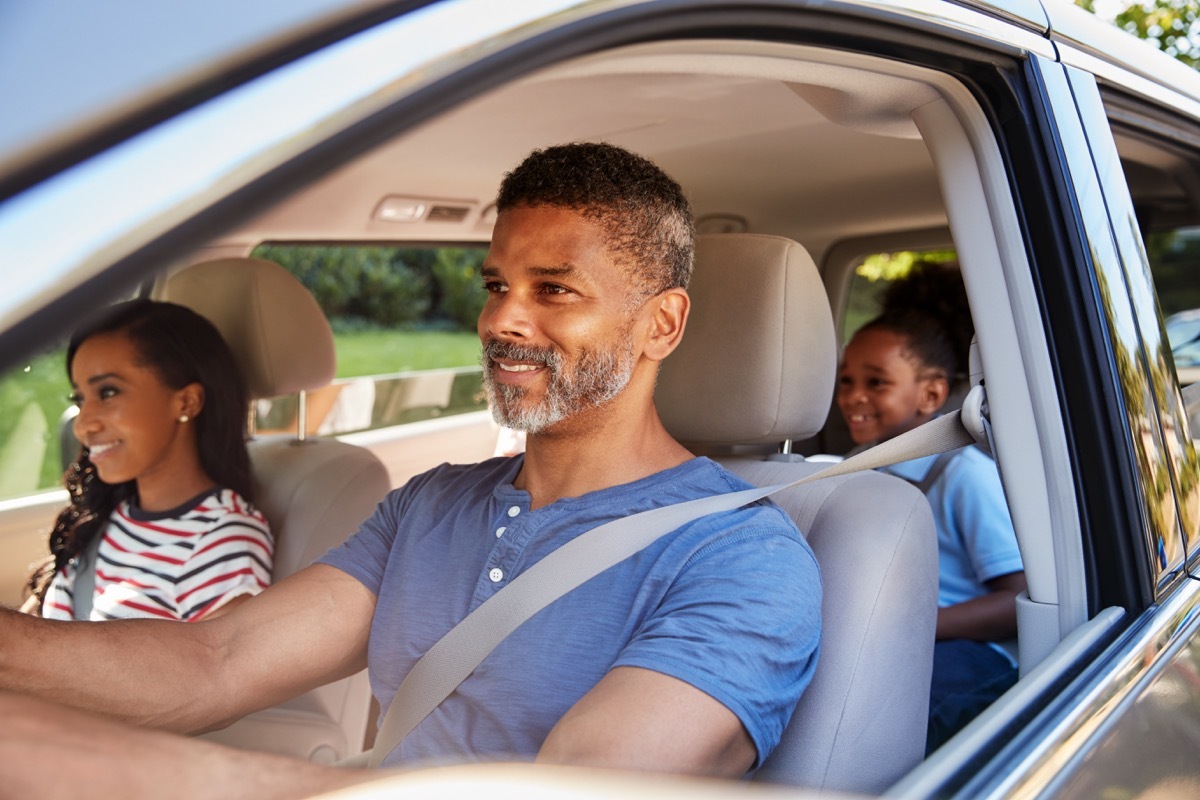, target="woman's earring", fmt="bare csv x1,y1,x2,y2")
179,414,190,423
